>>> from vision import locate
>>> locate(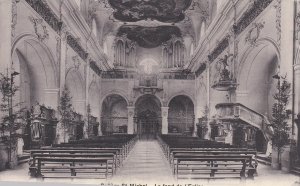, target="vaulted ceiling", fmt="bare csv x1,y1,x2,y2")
83,0,214,49
108,0,193,23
